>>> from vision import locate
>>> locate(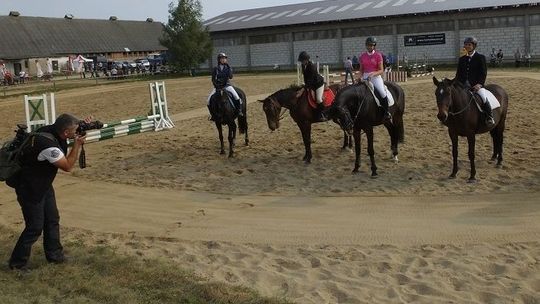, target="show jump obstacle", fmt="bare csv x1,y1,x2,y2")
24,81,174,143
